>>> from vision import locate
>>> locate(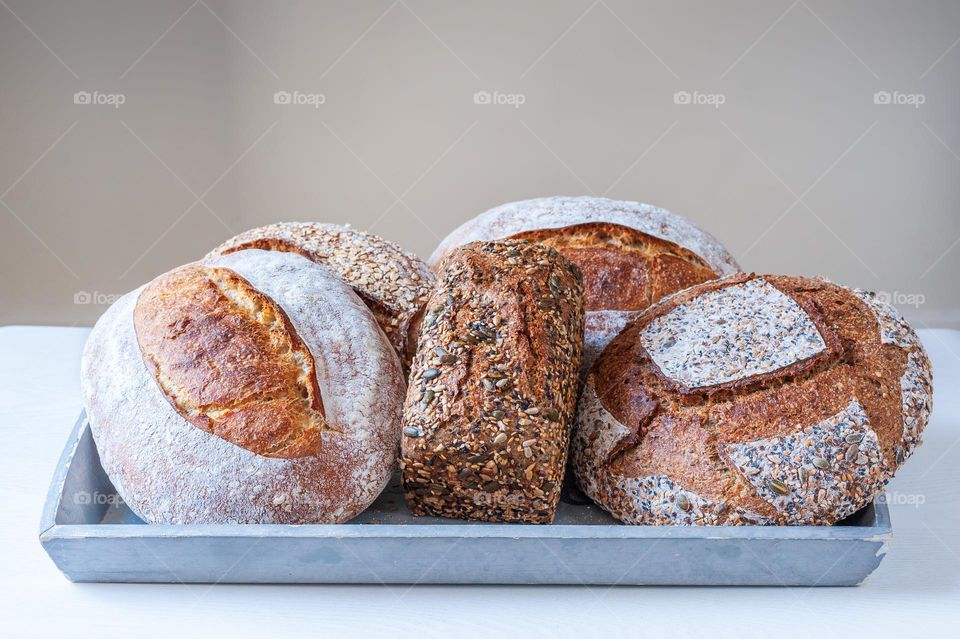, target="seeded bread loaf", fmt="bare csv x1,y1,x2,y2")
572,273,933,525
81,249,405,524
207,222,434,368
401,240,585,523
429,196,740,372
